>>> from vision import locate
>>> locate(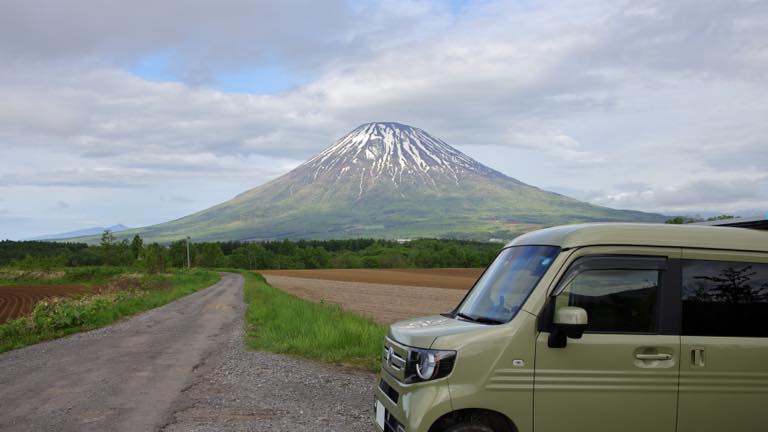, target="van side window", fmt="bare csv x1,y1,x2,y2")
682,260,768,337
556,269,659,333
